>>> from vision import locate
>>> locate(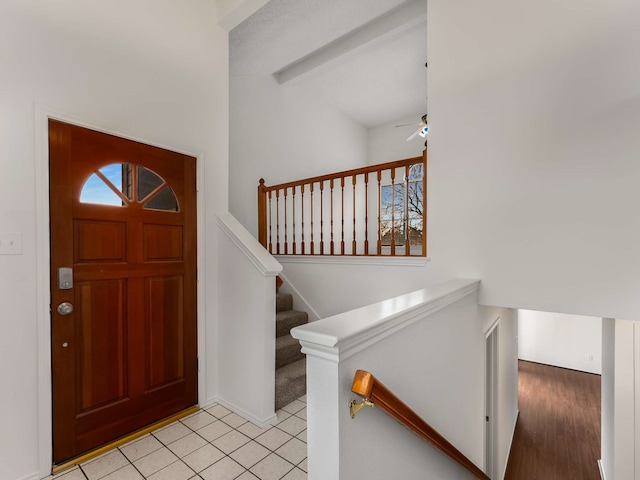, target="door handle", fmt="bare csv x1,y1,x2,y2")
57,302,74,316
